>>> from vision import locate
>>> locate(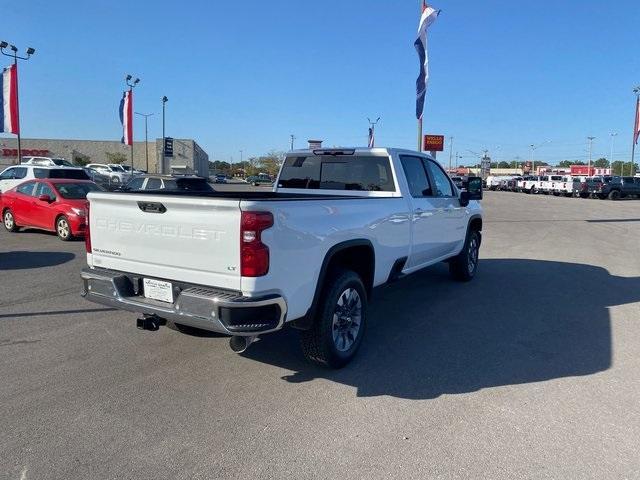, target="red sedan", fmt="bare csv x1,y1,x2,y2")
1,179,102,240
